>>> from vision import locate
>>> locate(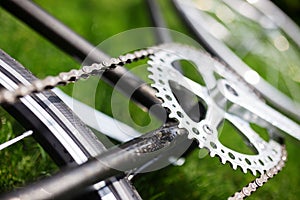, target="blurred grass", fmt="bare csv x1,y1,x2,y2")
0,109,57,192
0,0,299,199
